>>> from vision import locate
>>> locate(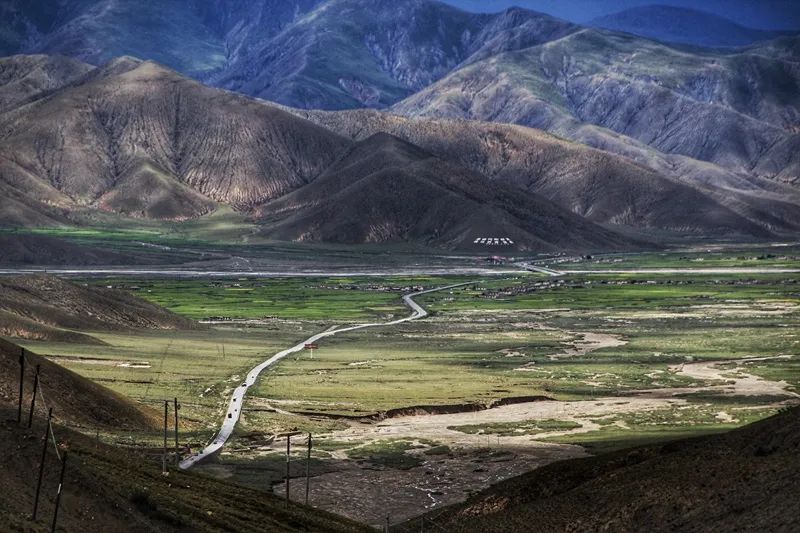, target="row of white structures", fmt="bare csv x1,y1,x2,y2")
473,237,514,245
